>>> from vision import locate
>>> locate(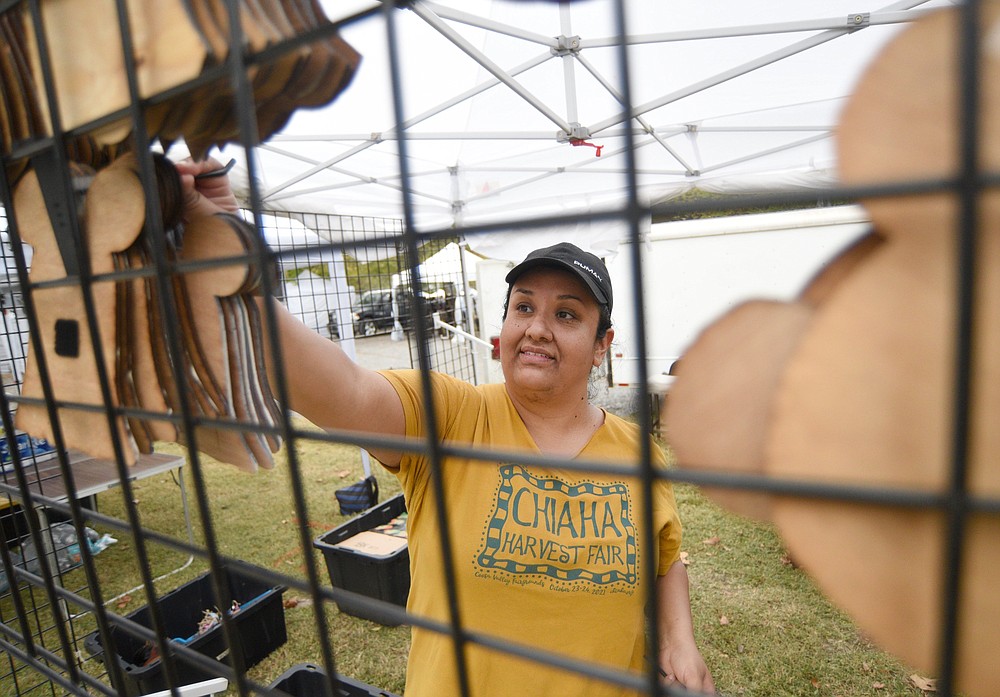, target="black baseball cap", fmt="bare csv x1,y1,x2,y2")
505,242,613,312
